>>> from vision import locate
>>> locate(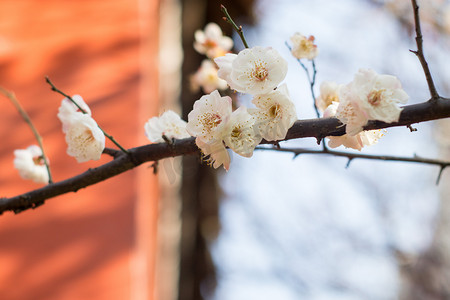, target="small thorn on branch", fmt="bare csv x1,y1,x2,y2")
346,158,353,169
407,124,418,132
271,142,281,149
150,161,159,175
436,166,446,185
